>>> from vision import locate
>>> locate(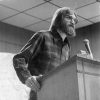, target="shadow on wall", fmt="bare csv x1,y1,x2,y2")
0,52,30,100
